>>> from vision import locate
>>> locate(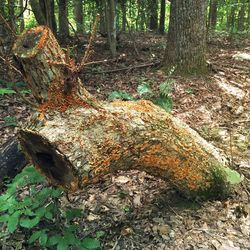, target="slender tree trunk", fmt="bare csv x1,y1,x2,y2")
58,0,69,37
99,0,107,35
74,0,83,33
50,0,57,34
19,0,25,32
0,0,7,36
30,0,46,25
237,0,246,31
149,0,158,31
159,0,166,34
8,0,15,31
208,0,218,30
106,0,117,57
121,0,126,32
30,0,56,34
162,0,207,75
227,0,237,32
